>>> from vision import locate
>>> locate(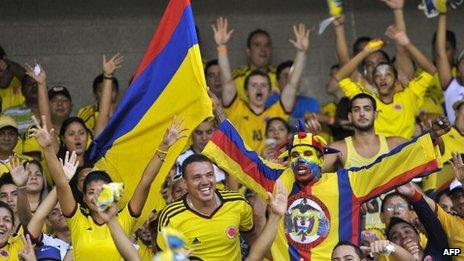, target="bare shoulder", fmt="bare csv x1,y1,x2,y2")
386,136,408,150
